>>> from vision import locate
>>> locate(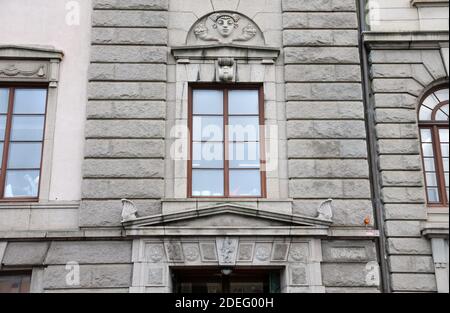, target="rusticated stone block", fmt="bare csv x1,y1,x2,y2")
80,200,161,227
85,139,164,158
92,28,167,45
322,263,376,287
322,241,377,263
289,159,369,178
289,179,371,199
88,82,166,100
85,120,165,139
286,83,363,101
282,0,356,12
83,159,164,178
3,242,49,266
385,221,423,237
89,64,166,81
283,12,357,29
284,30,358,46
390,256,435,273
45,241,132,265
82,179,164,199
287,120,367,139
285,65,361,82
285,47,360,64
92,10,168,27
286,101,364,119
388,238,432,255
43,264,132,289
381,171,424,187
391,274,437,292
288,139,368,158
91,46,167,63
93,0,168,10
